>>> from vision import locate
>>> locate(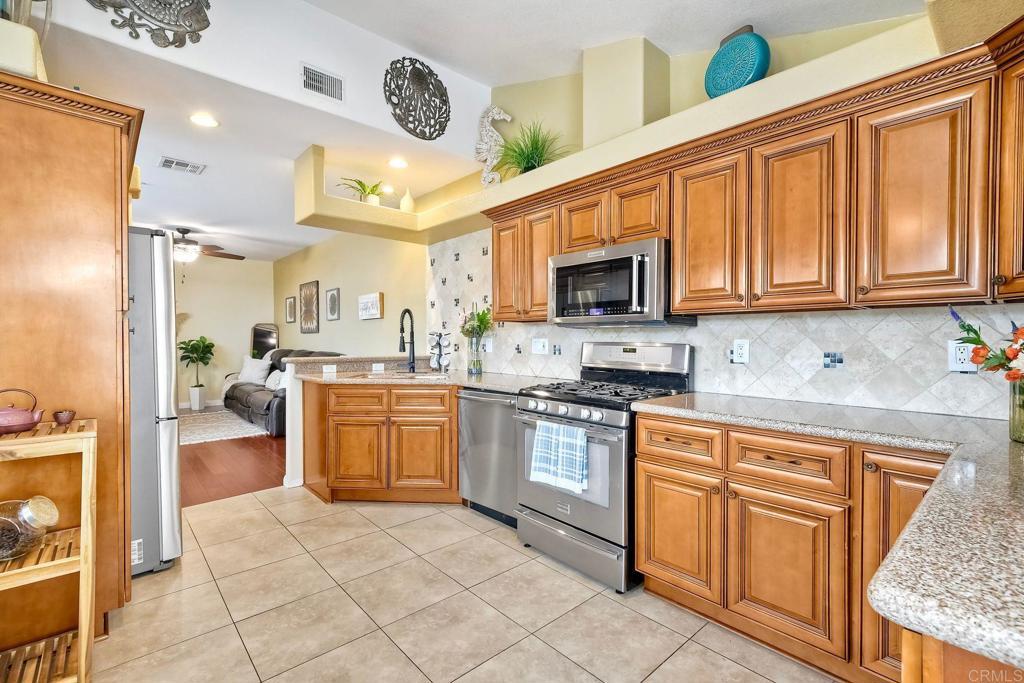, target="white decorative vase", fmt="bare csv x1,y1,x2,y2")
364,194,381,207
189,386,205,411
400,188,415,213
